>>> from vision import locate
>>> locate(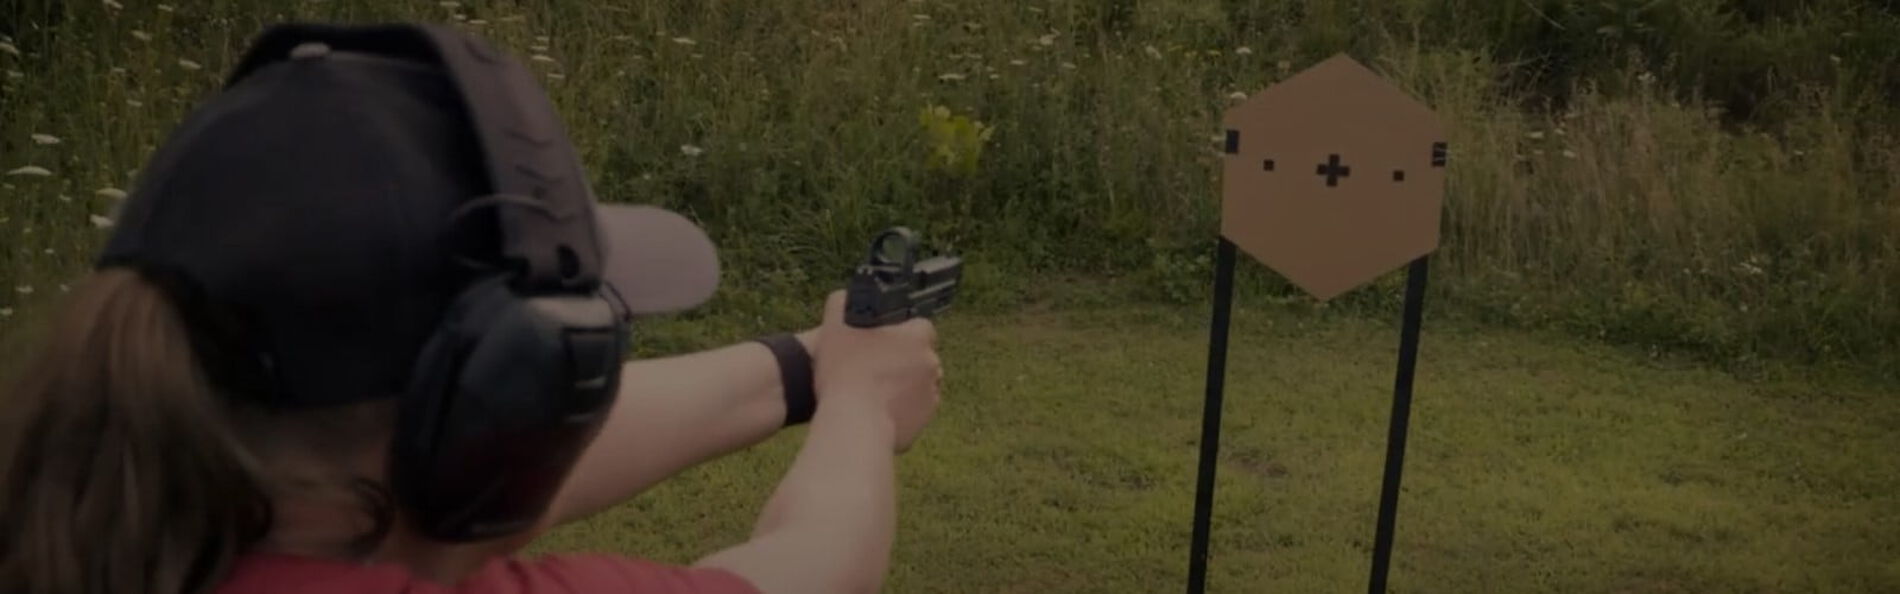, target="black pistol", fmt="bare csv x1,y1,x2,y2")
844,227,962,328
